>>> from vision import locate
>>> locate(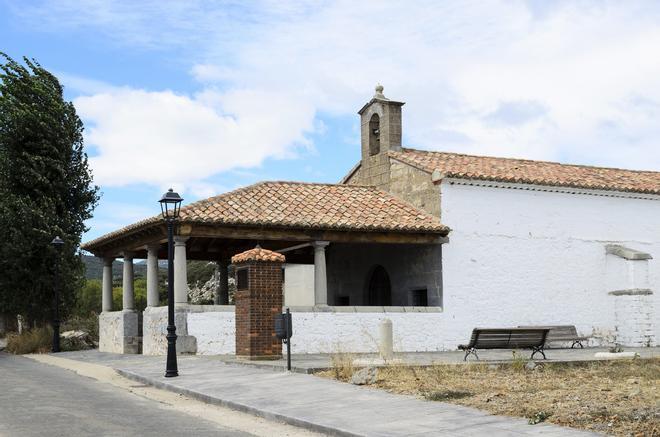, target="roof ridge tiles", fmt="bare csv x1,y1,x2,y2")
395,147,660,175
386,147,659,195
